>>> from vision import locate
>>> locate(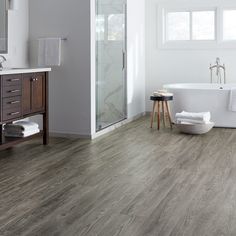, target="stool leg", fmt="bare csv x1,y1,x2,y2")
157,101,160,130
165,101,173,129
150,101,156,128
162,101,166,127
